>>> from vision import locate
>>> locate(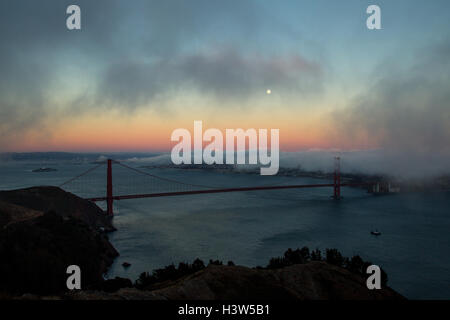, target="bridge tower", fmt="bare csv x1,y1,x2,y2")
333,156,341,200
106,159,114,216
